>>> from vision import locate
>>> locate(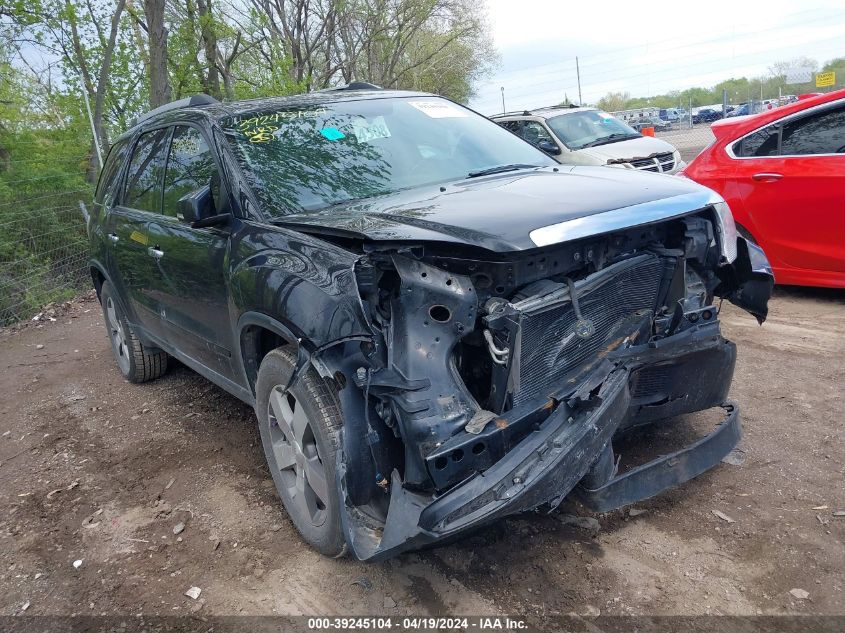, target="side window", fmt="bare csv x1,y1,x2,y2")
522,121,554,146
162,126,221,218
780,105,845,155
733,125,780,157
124,128,170,213
500,120,523,135
95,138,130,205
